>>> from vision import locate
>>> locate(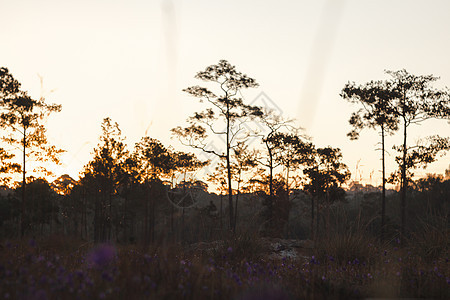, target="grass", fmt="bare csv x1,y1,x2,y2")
0,231,448,299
